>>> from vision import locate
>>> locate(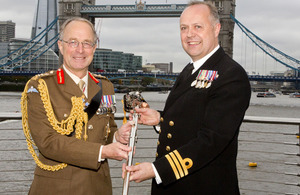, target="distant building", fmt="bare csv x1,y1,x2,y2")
9,38,59,71
0,21,15,42
0,21,15,57
0,42,9,58
31,0,58,52
142,64,156,73
143,62,173,73
92,48,142,72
